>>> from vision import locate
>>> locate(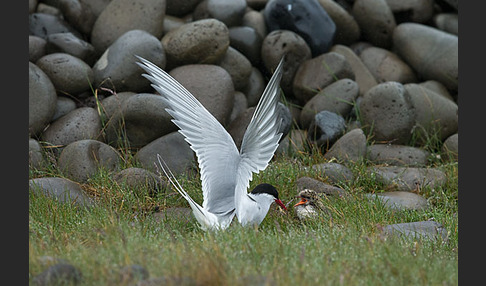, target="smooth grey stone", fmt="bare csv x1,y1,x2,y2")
293,52,354,104
52,96,77,121
217,47,252,91
441,133,458,162
169,64,235,126
393,23,458,92
308,111,346,148
242,67,265,107
382,221,448,241
385,0,435,23
29,12,82,39
352,0,396,48
59,0,111,35
29,62,57,136
323,128,367,162
230,91,248,123
318,0,361,45
367,144,430,167
46,32,96,65
295,176,347,197
261,30,312,97
42,107,102,147
206,0,247,27
369,166,447,192
29,177,94,207
300,79,359,128
276,129,308,155
99,92,136,120
112,167,168,196
242,10,267,39
310,162,354,185
163,15,185,34
366,191,429,211
29,139,46,170
405,83,458,143
93,29,166,93
58,139,121,183
360,47,418,84
433,13,458,36
134,132,195,175
36,53,94,96
359,81,416,144
90,0,166,53
229,26,263,66
162,18,230,69
29,35,46,63
103,93,176,148
166,0,201,16
418,80,454,102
